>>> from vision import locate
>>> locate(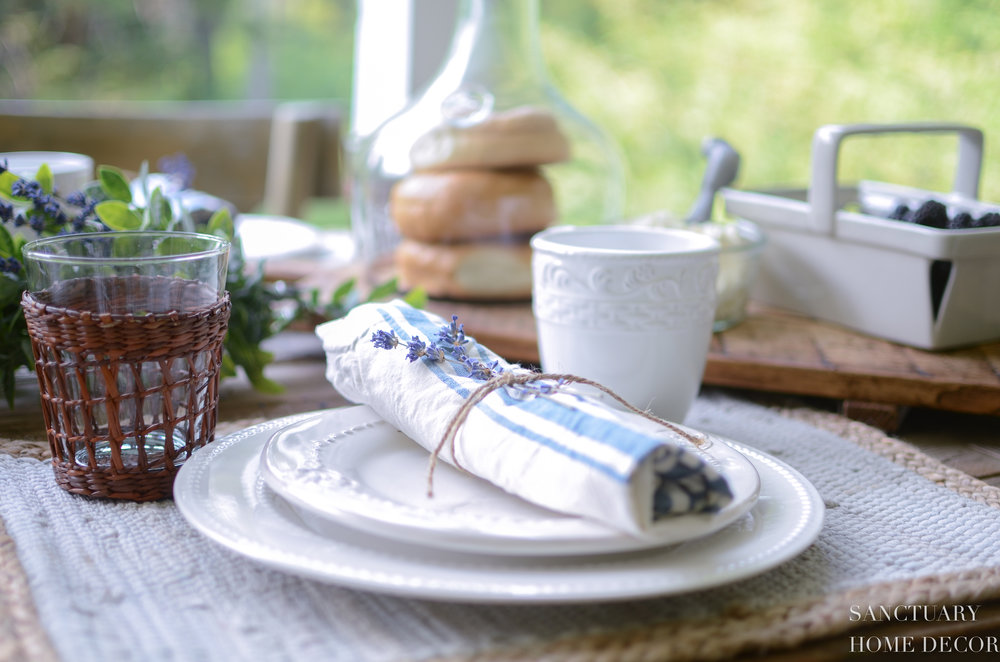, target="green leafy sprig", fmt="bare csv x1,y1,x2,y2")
0,160,411,406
